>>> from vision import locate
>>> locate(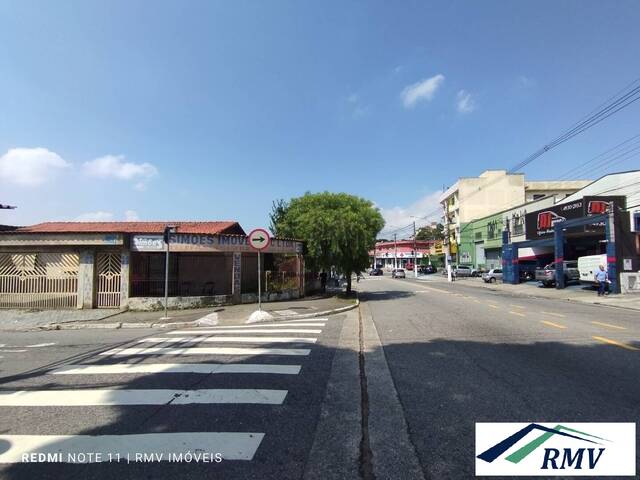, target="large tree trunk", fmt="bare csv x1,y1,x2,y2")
346,273,352,294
